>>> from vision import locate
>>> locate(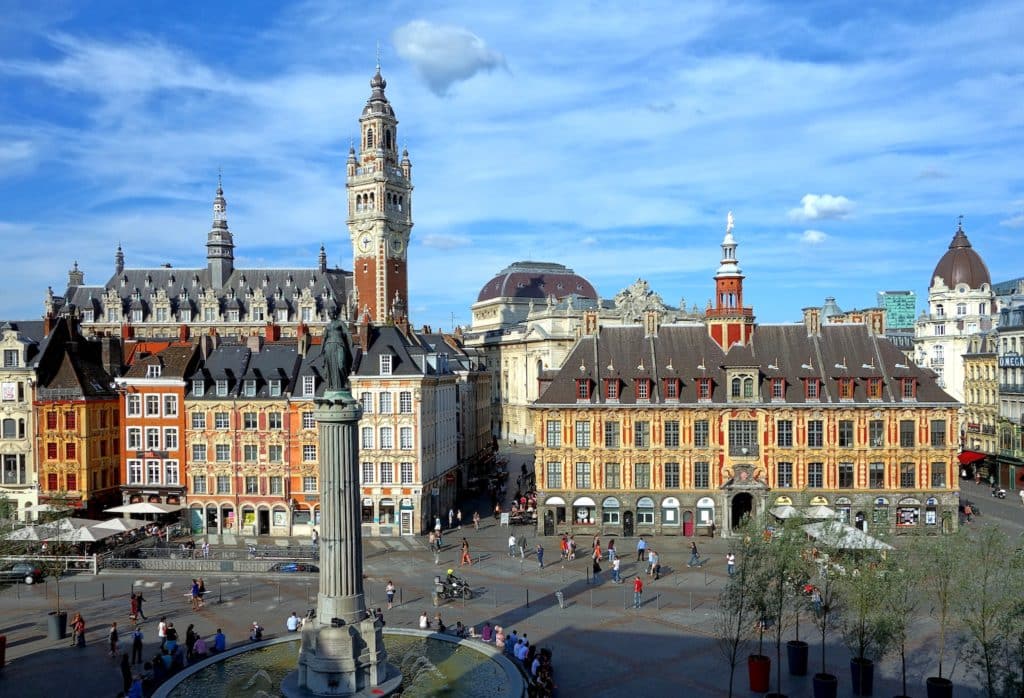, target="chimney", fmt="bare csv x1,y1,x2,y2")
178,324,190,341
265,323,281,342
121,323,134,340
43,312,55,338
644,310,659,338
802,307,821,336
583,310,599,336
246,334,263,353
357,318,370,352
100,336,123,377
867,308,885,336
